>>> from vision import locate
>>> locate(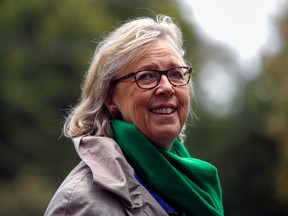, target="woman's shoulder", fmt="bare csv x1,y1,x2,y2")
44,161,127,216
44,162,90,215
44,136,137,216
